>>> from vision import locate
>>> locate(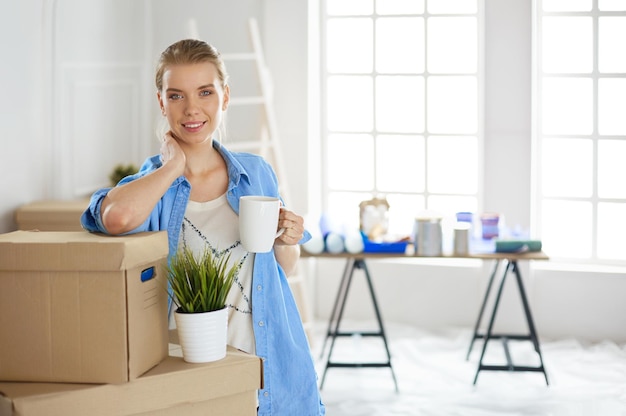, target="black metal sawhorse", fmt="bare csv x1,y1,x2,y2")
318,257,399,391
466,258,549,385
